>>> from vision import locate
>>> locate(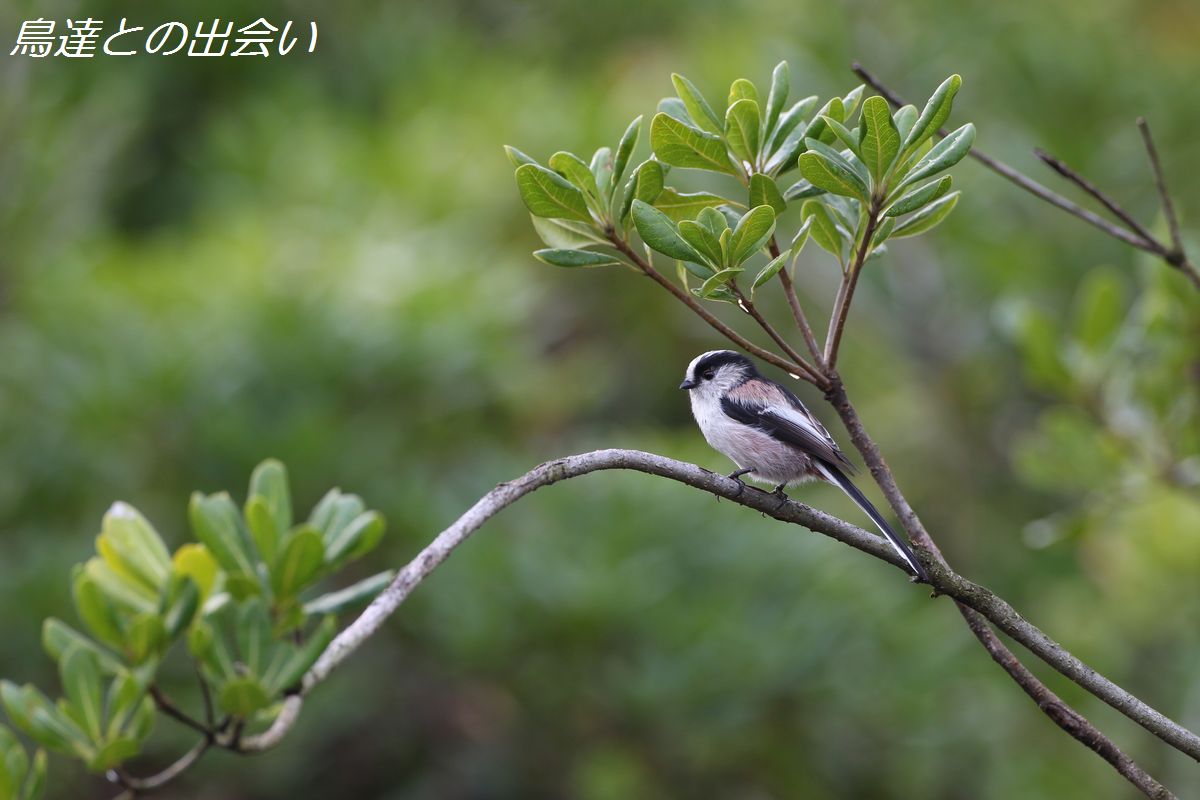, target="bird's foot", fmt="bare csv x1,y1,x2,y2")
771,483,789,510
726,468,753,499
